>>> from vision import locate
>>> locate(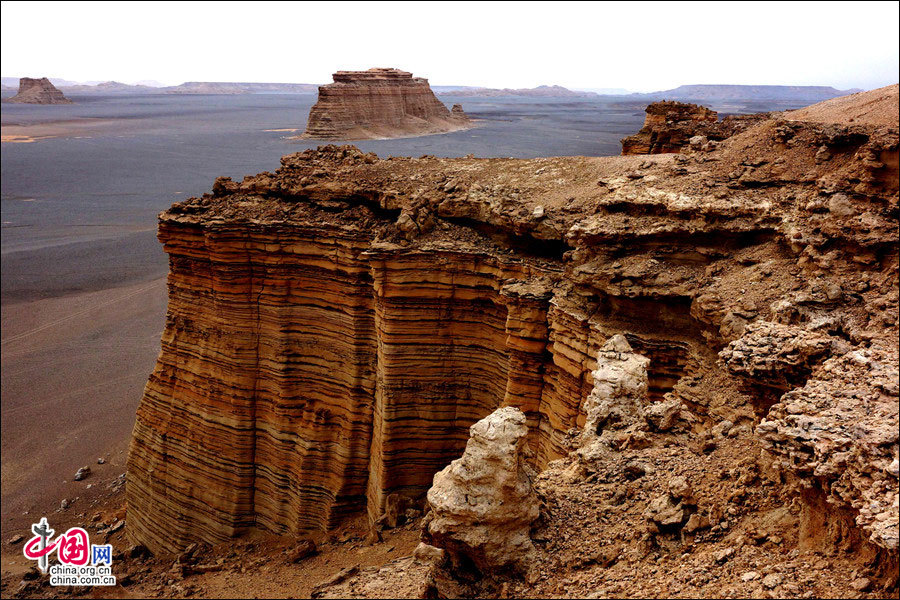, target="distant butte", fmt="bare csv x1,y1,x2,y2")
302,68,472,140
4,77,73,104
